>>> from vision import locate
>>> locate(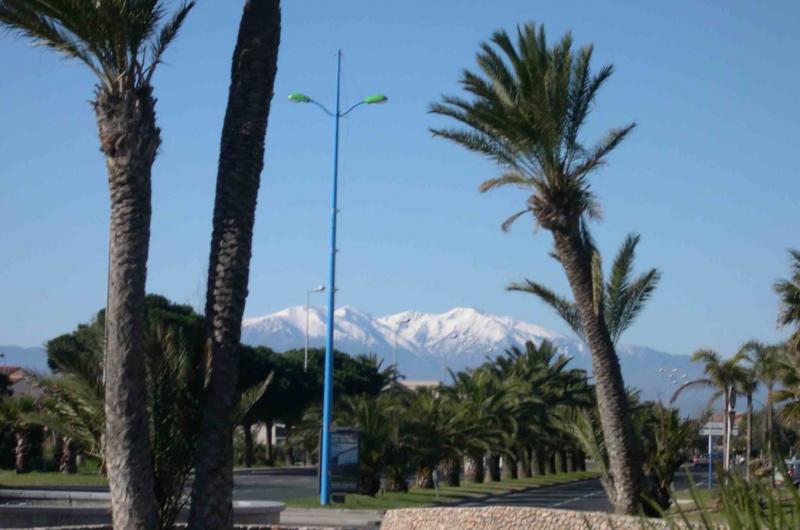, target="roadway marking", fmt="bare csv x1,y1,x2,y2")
552,489,603,507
